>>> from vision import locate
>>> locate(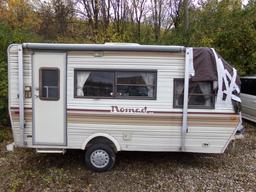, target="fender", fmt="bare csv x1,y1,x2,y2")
81,133,121,151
